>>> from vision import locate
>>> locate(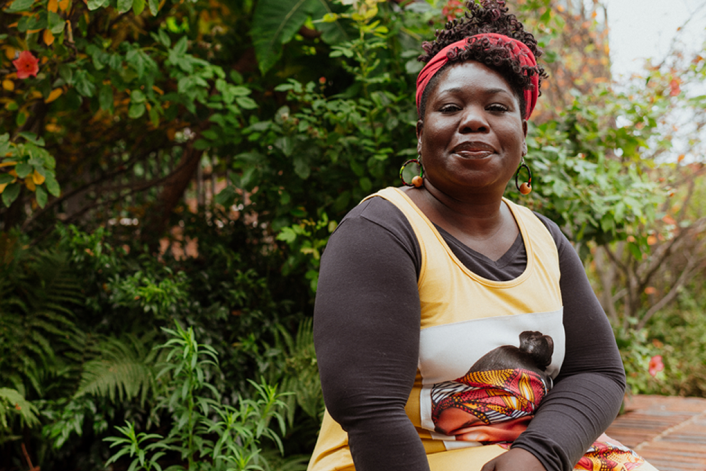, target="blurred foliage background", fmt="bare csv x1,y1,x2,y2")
0,0,704,469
